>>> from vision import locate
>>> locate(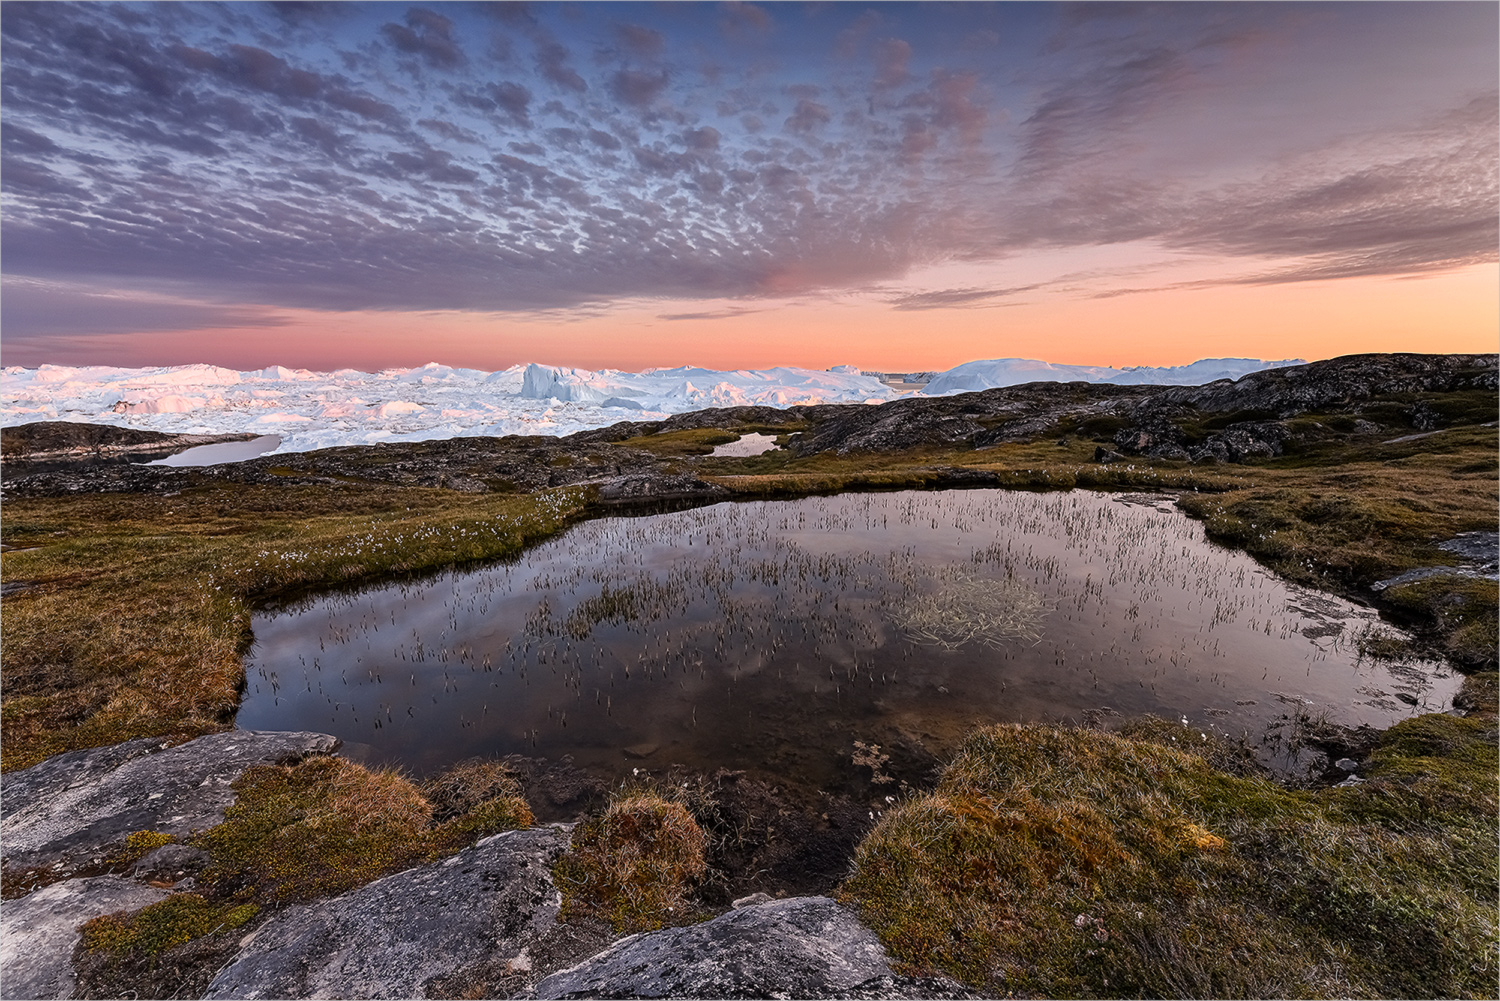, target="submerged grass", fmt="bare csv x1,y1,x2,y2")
841,679,1499,998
